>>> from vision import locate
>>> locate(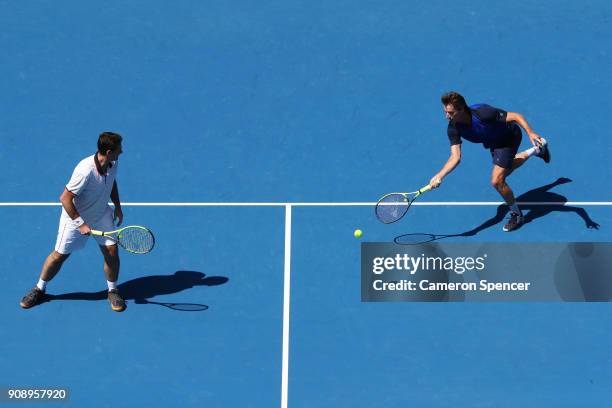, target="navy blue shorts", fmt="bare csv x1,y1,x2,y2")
490,125,522,169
